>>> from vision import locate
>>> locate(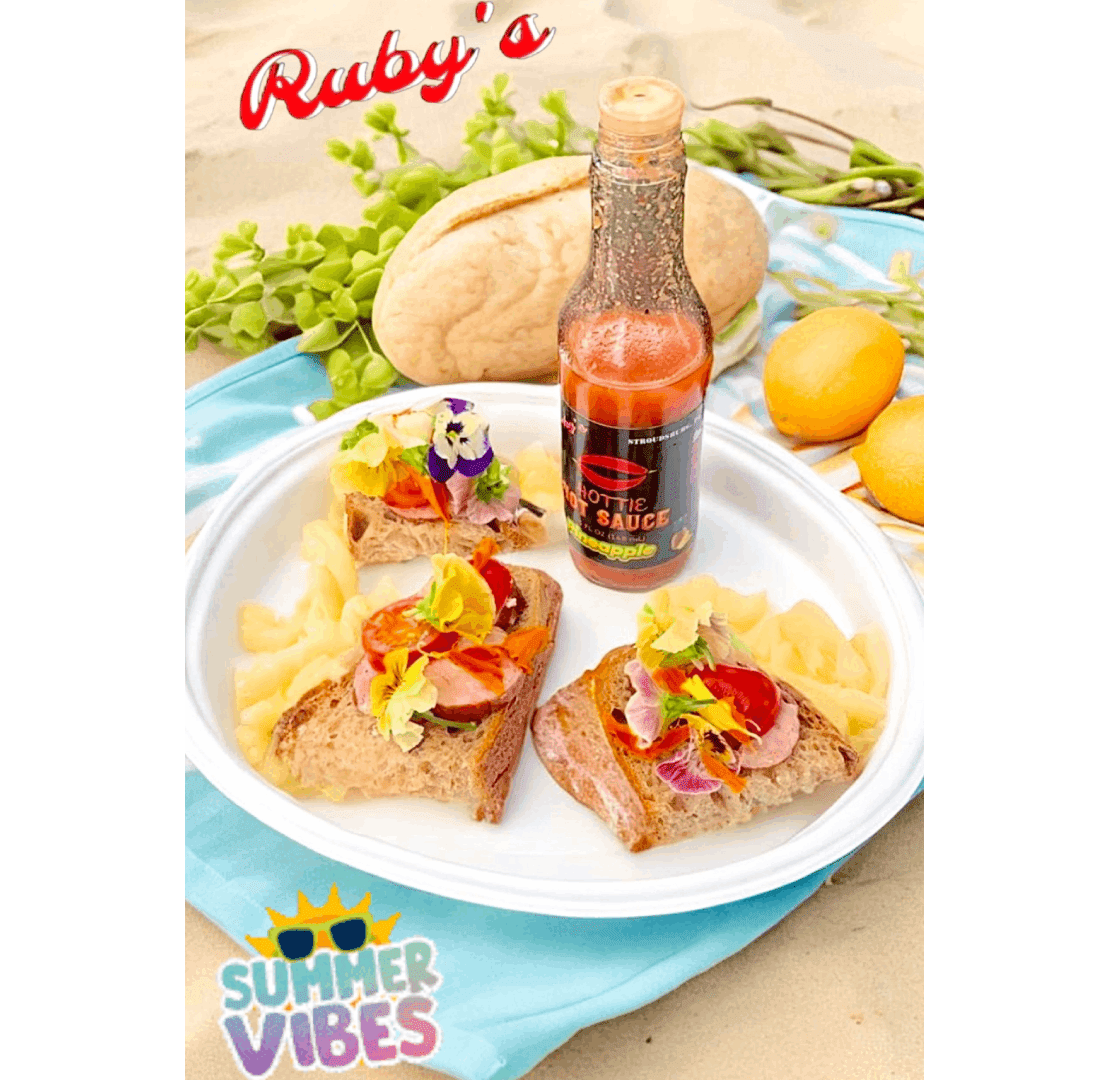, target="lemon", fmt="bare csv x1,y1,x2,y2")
852,396,924,524
763,307,905,440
